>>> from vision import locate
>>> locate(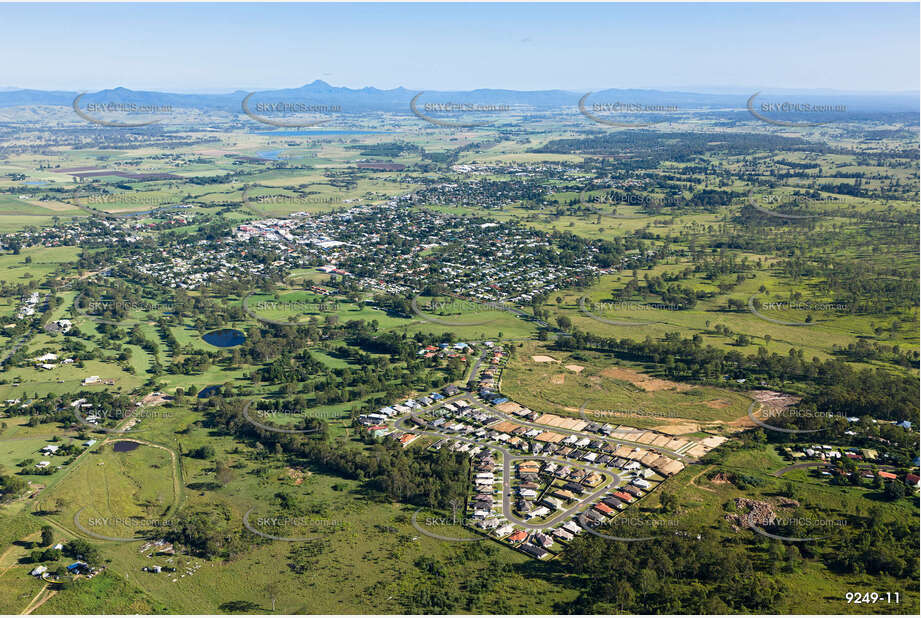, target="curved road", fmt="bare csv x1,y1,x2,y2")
396,413,630,530
474,399,693,462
